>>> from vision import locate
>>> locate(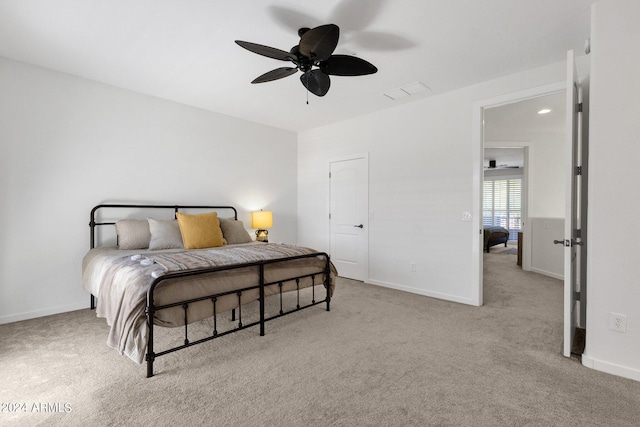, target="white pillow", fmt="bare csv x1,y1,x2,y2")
148,218,184,250
115,219,151,250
